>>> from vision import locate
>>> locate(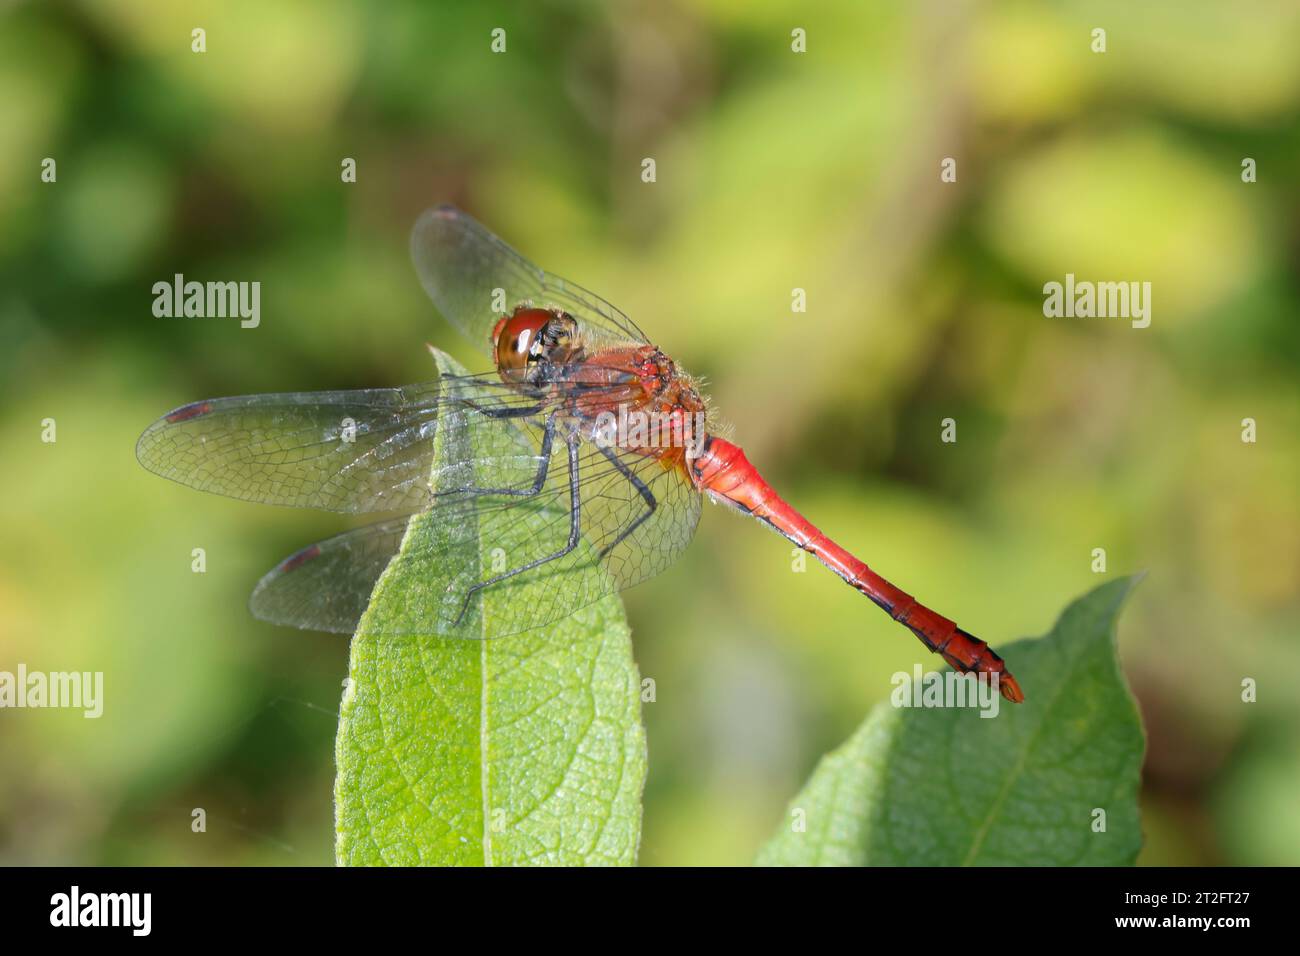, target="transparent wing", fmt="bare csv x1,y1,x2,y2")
410,204,650,357
250,517,412,633
135,373,550,514
250,437,702,639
